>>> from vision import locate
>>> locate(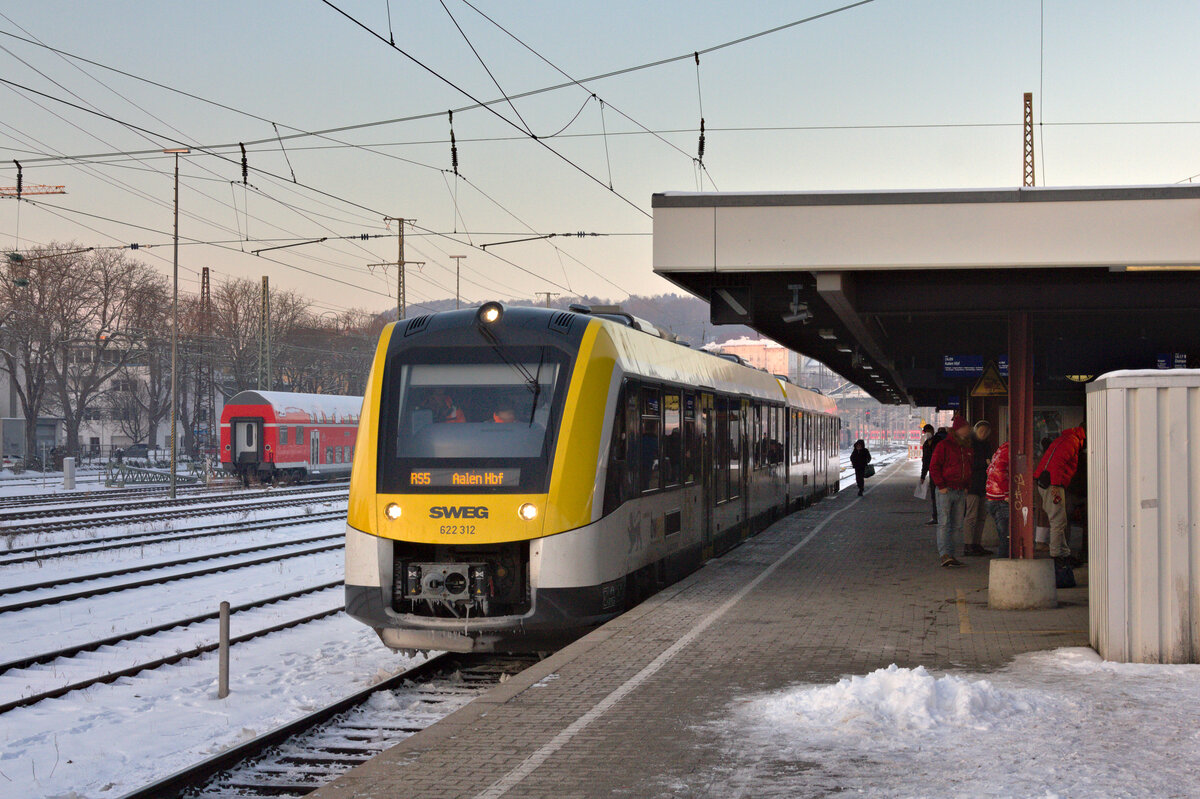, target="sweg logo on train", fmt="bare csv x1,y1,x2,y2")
429,506,489,519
